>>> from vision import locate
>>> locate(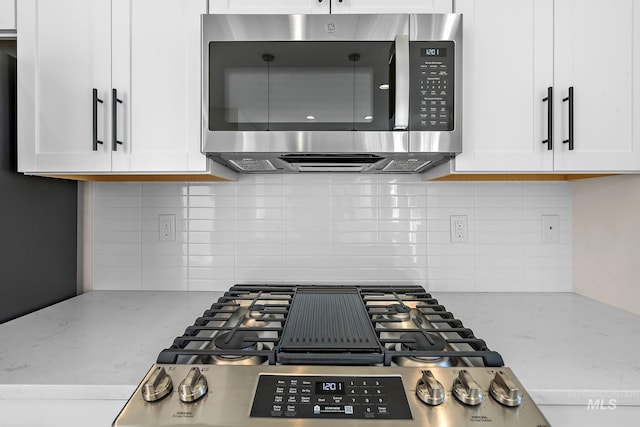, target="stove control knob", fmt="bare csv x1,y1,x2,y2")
490,371,522,407
142,366,173,402
416,370,445,405
453,370,483,406
179,367,208,403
